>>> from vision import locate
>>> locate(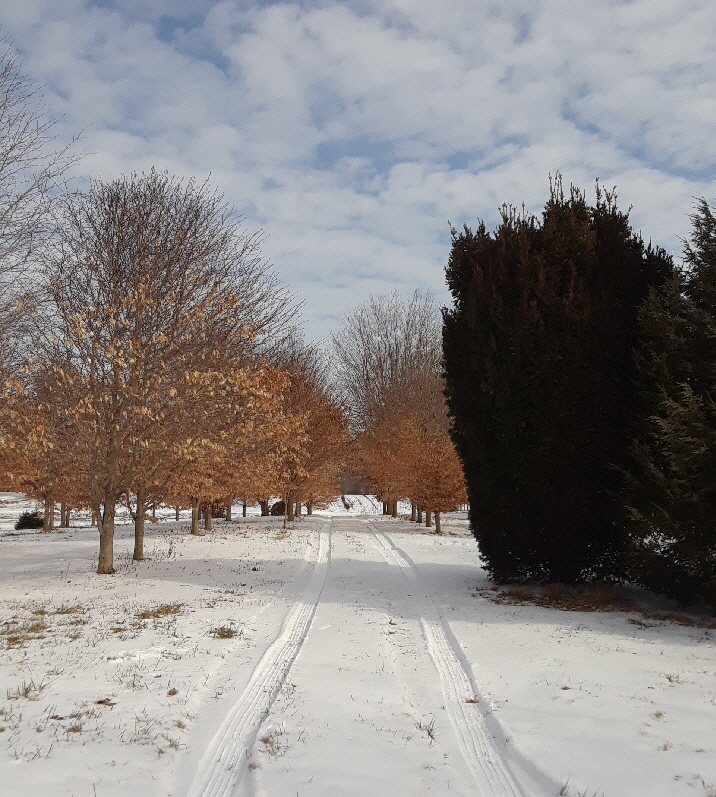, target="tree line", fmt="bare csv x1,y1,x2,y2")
444,177,716,607
332,291,467,534
0,43,465,574
1,166,351,573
